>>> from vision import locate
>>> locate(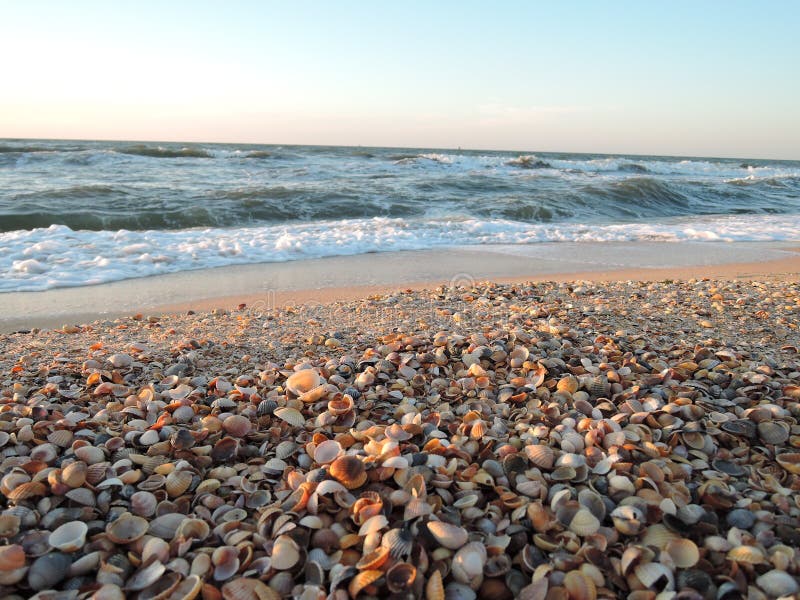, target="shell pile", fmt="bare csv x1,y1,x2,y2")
0,277,799,600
